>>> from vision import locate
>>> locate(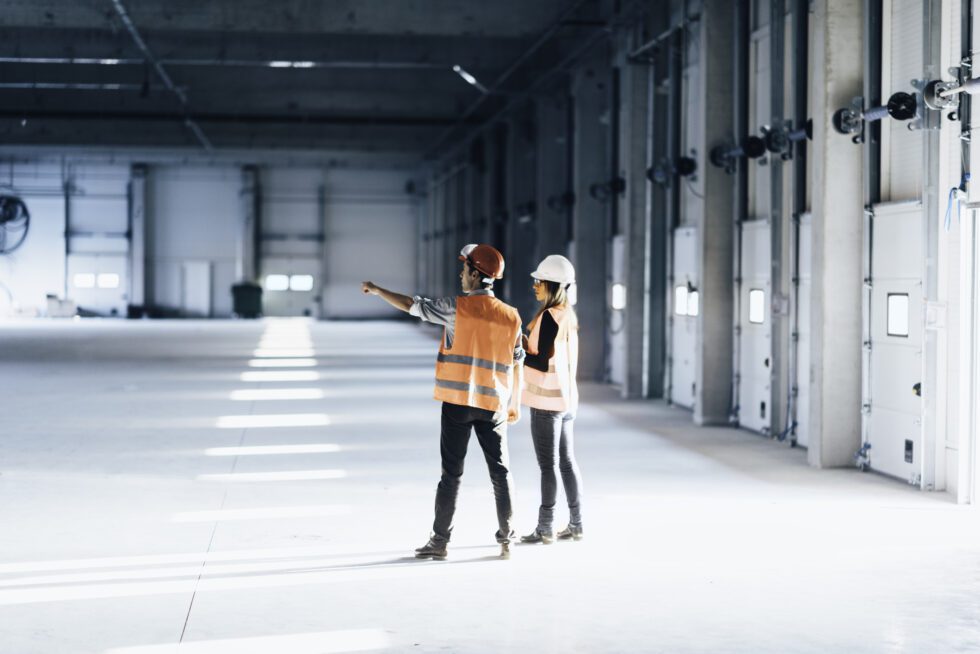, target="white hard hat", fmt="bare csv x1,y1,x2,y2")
531,254,576,285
